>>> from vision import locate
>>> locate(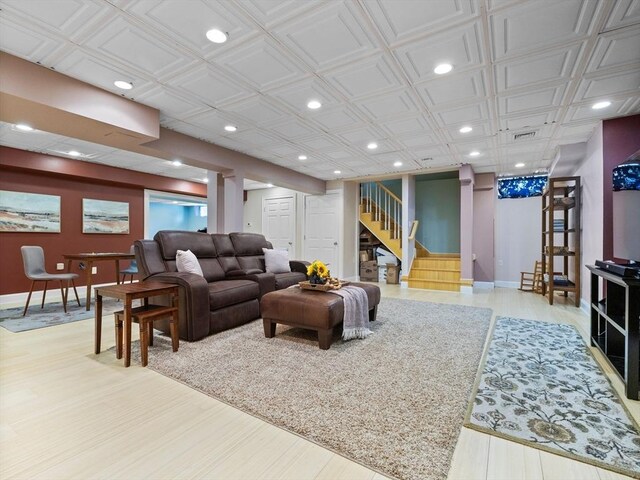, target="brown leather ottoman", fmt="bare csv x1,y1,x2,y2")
260,282,381,349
